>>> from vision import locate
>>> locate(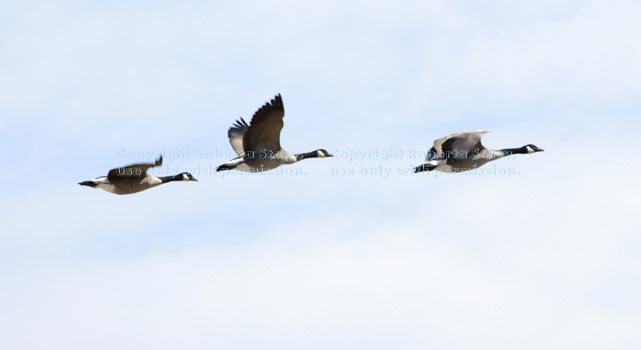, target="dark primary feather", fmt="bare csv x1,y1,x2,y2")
431,130,489,159
243,94,285,157
441,136,484,159
107,156,163,180
227,117,250,157
228,117,250,138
